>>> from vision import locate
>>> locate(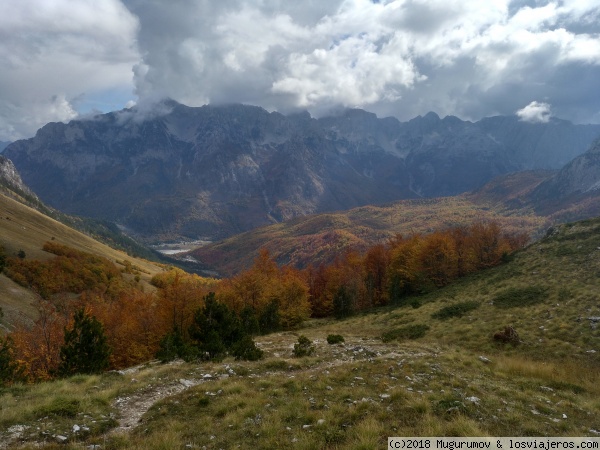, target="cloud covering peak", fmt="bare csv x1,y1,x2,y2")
1,0,599,140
